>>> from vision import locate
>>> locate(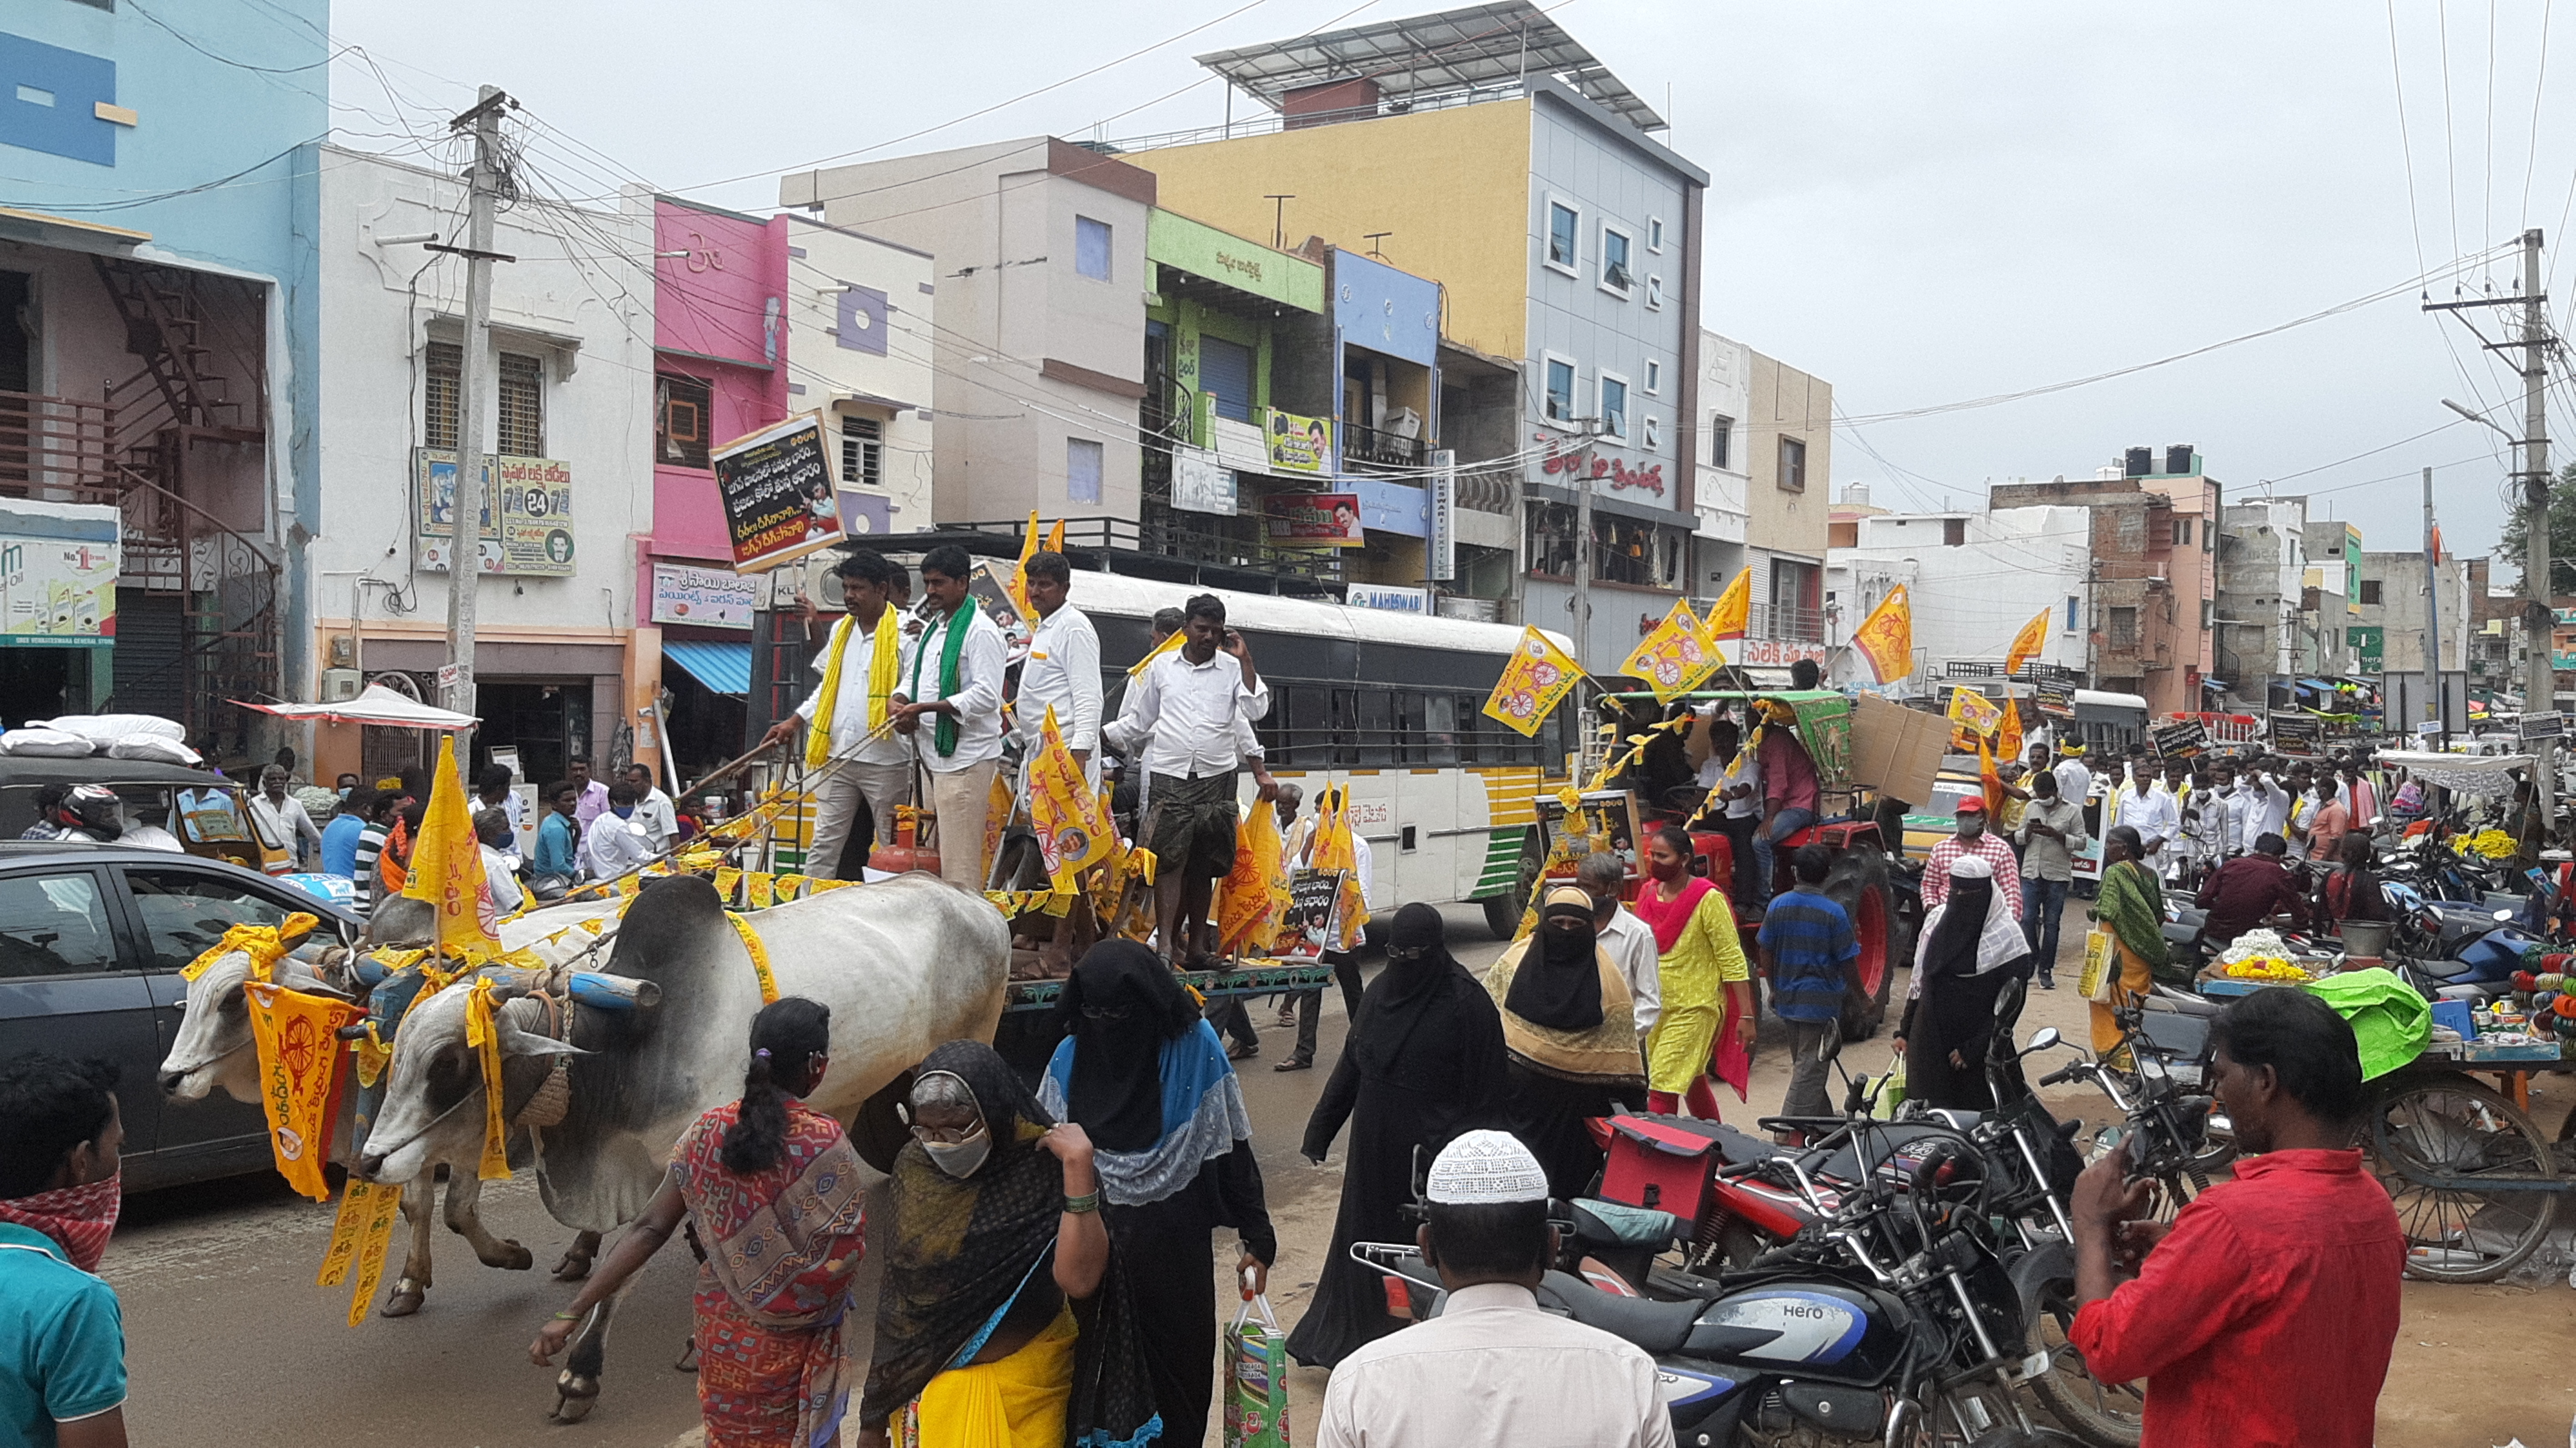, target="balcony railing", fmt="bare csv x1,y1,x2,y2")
1341,418,1424,473
1750,601,1826,644
0,393,121,497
